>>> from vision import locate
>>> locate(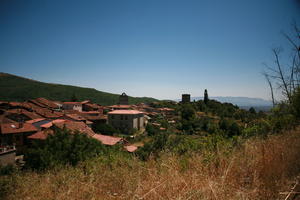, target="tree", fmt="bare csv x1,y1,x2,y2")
264,22,300,108
204,89,209,104
71,93,78,102
136,133,168,161
262,72,275,107
92,123,119,136
24,128,105,170
249,107,256,114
